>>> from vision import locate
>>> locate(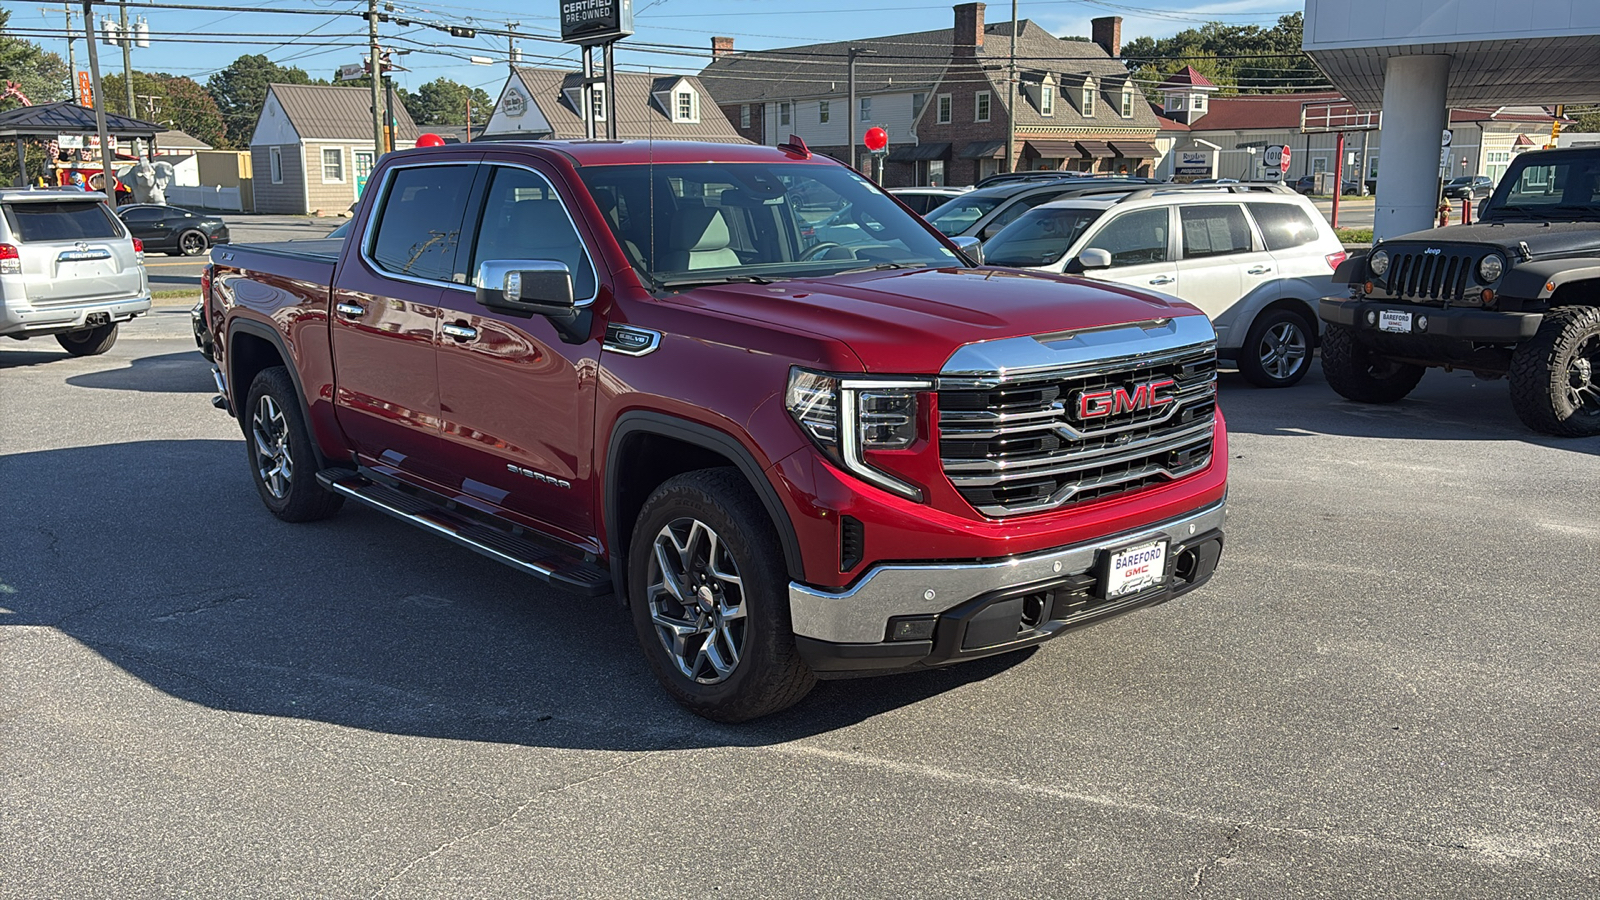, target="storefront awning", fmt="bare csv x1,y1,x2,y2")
1024,139,1079,158
887,141,951,162
958,140,1007,159
1110,140,1159,158
1075,140,1116,158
